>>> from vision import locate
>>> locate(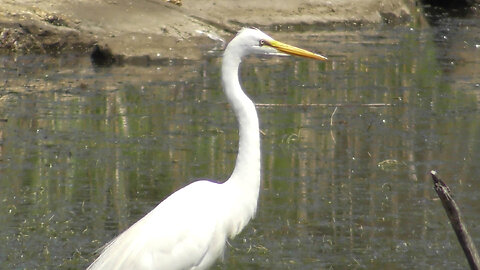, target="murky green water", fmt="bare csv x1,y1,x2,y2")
1,18,480,269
